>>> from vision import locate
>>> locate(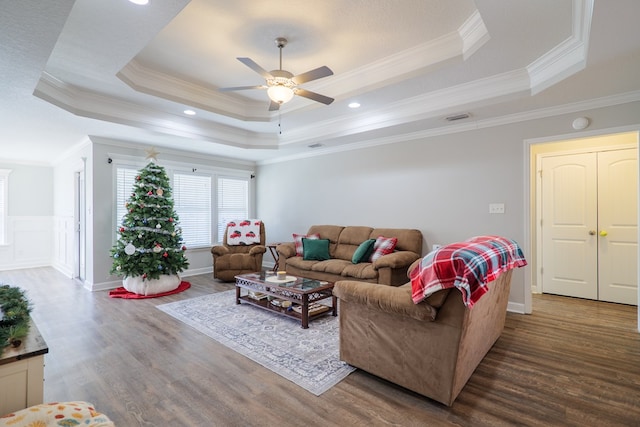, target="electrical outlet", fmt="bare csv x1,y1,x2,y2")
489,203,505,214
